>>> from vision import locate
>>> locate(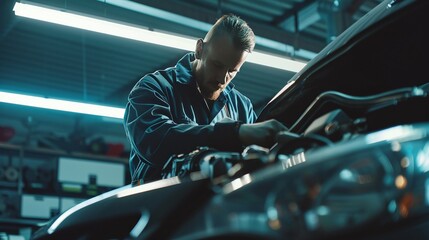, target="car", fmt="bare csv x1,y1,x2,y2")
31,0,429,239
